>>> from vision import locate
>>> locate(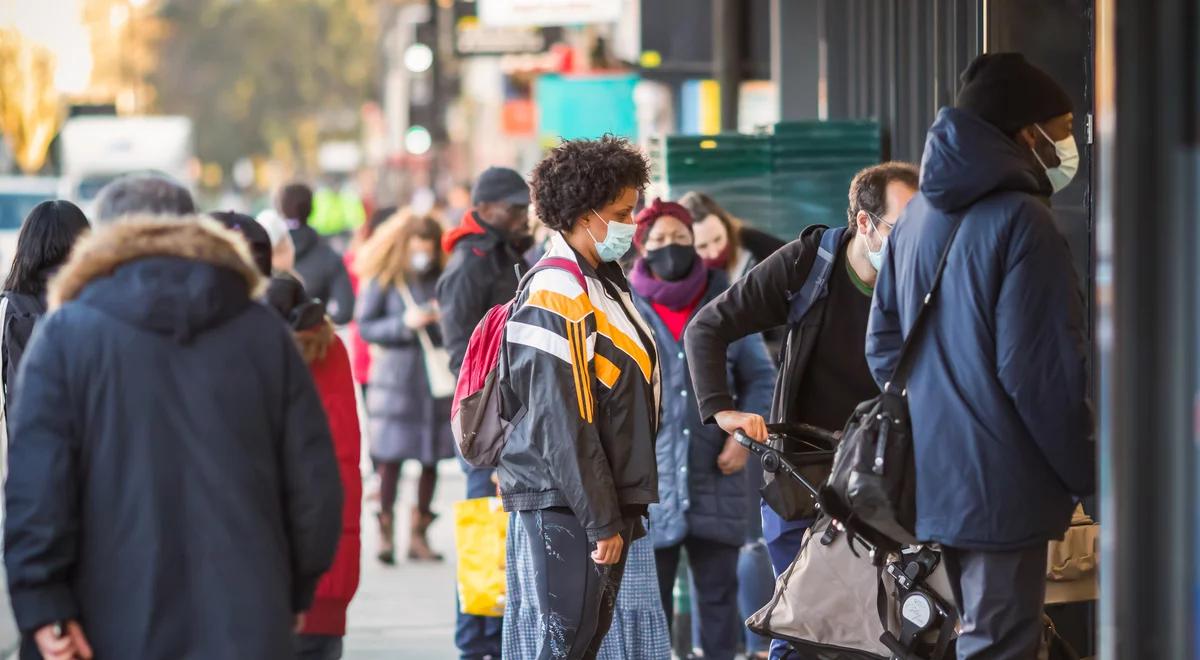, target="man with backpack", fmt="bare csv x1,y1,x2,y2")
685,162,917,660
437,166,531,660
866,54,1093,660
